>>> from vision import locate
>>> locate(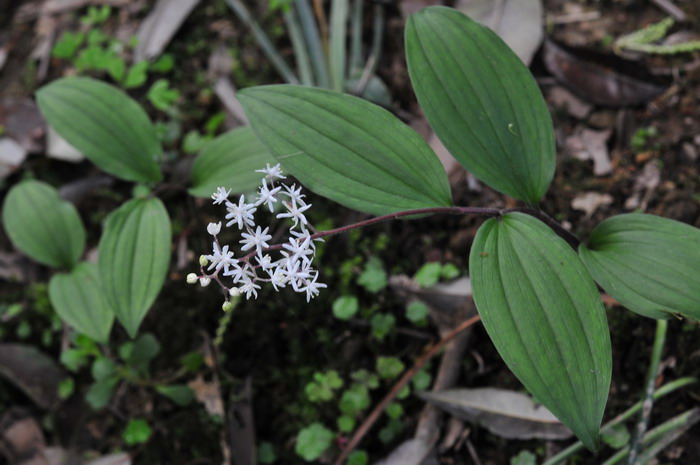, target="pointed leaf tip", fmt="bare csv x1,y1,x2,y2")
406,7,555,204
470,213,611,450
238,85,453,216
